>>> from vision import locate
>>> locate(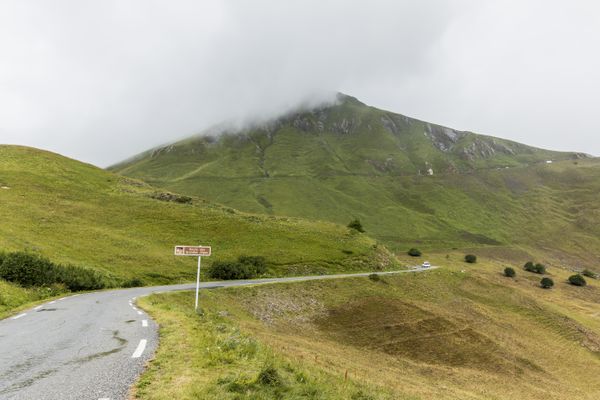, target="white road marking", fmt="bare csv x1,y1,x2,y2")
132,307,138,311
142,320,148,327
48,301,56,305
12,313,27,320
137,311,143,315
98,398,110,400
57,297,66,301
33,305,43,311
132,339,147,358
